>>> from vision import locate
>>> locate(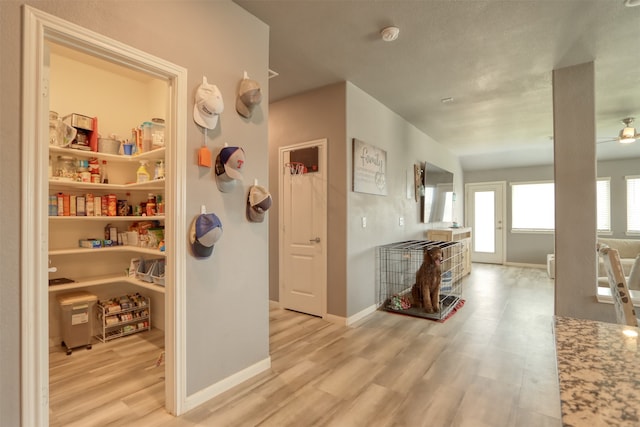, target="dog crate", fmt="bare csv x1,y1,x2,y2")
376,239,464,320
